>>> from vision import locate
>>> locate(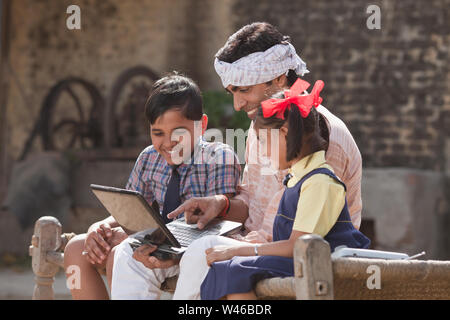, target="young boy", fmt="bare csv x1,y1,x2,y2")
64,73,242,300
